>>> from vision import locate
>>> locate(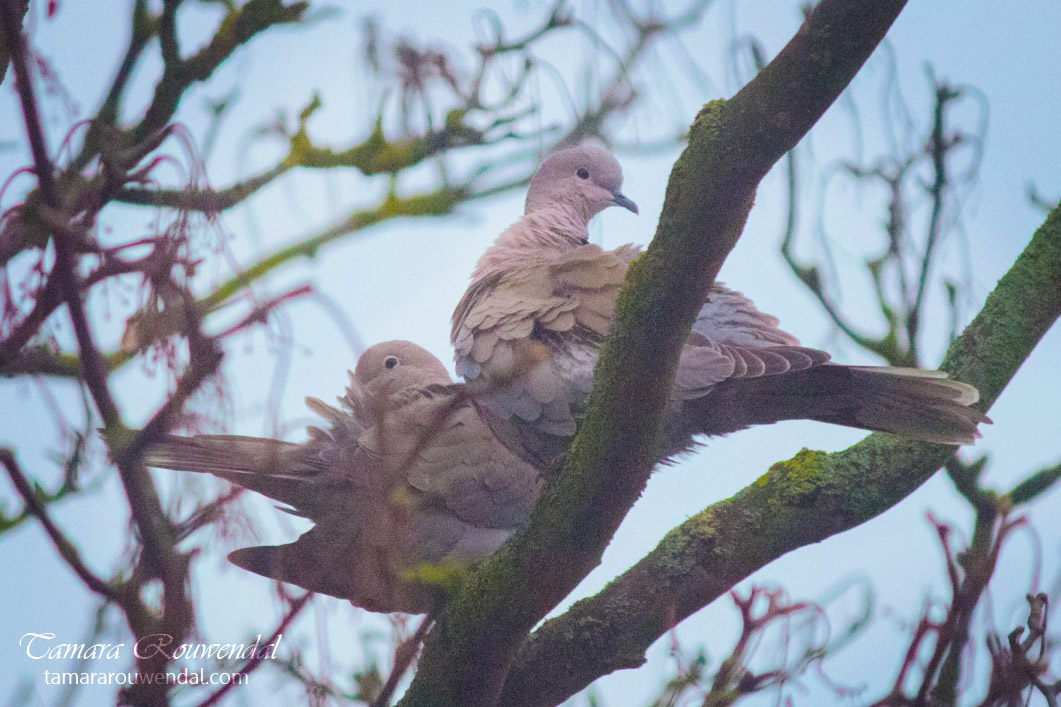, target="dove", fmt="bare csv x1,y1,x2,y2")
144,341,542,614
451,145,989,468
